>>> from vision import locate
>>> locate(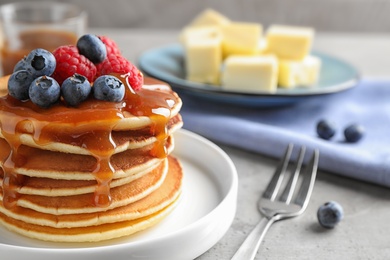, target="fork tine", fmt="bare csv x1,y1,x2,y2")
280,146,306,204
232,145,319,260
294,149,320,208
263,143,293,201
